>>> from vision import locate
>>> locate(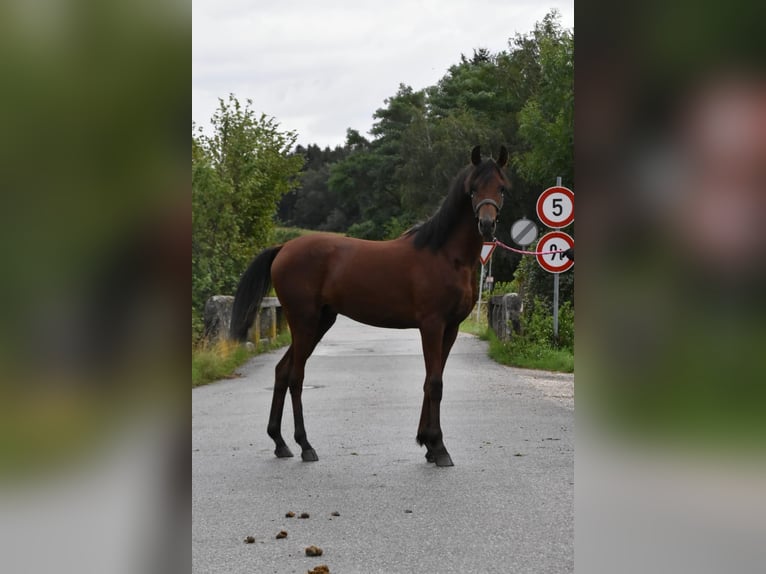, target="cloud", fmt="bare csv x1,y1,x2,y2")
193,1,574,147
